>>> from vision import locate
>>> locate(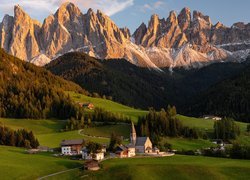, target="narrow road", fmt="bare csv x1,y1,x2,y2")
78,129,110,139
37,166,82,180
